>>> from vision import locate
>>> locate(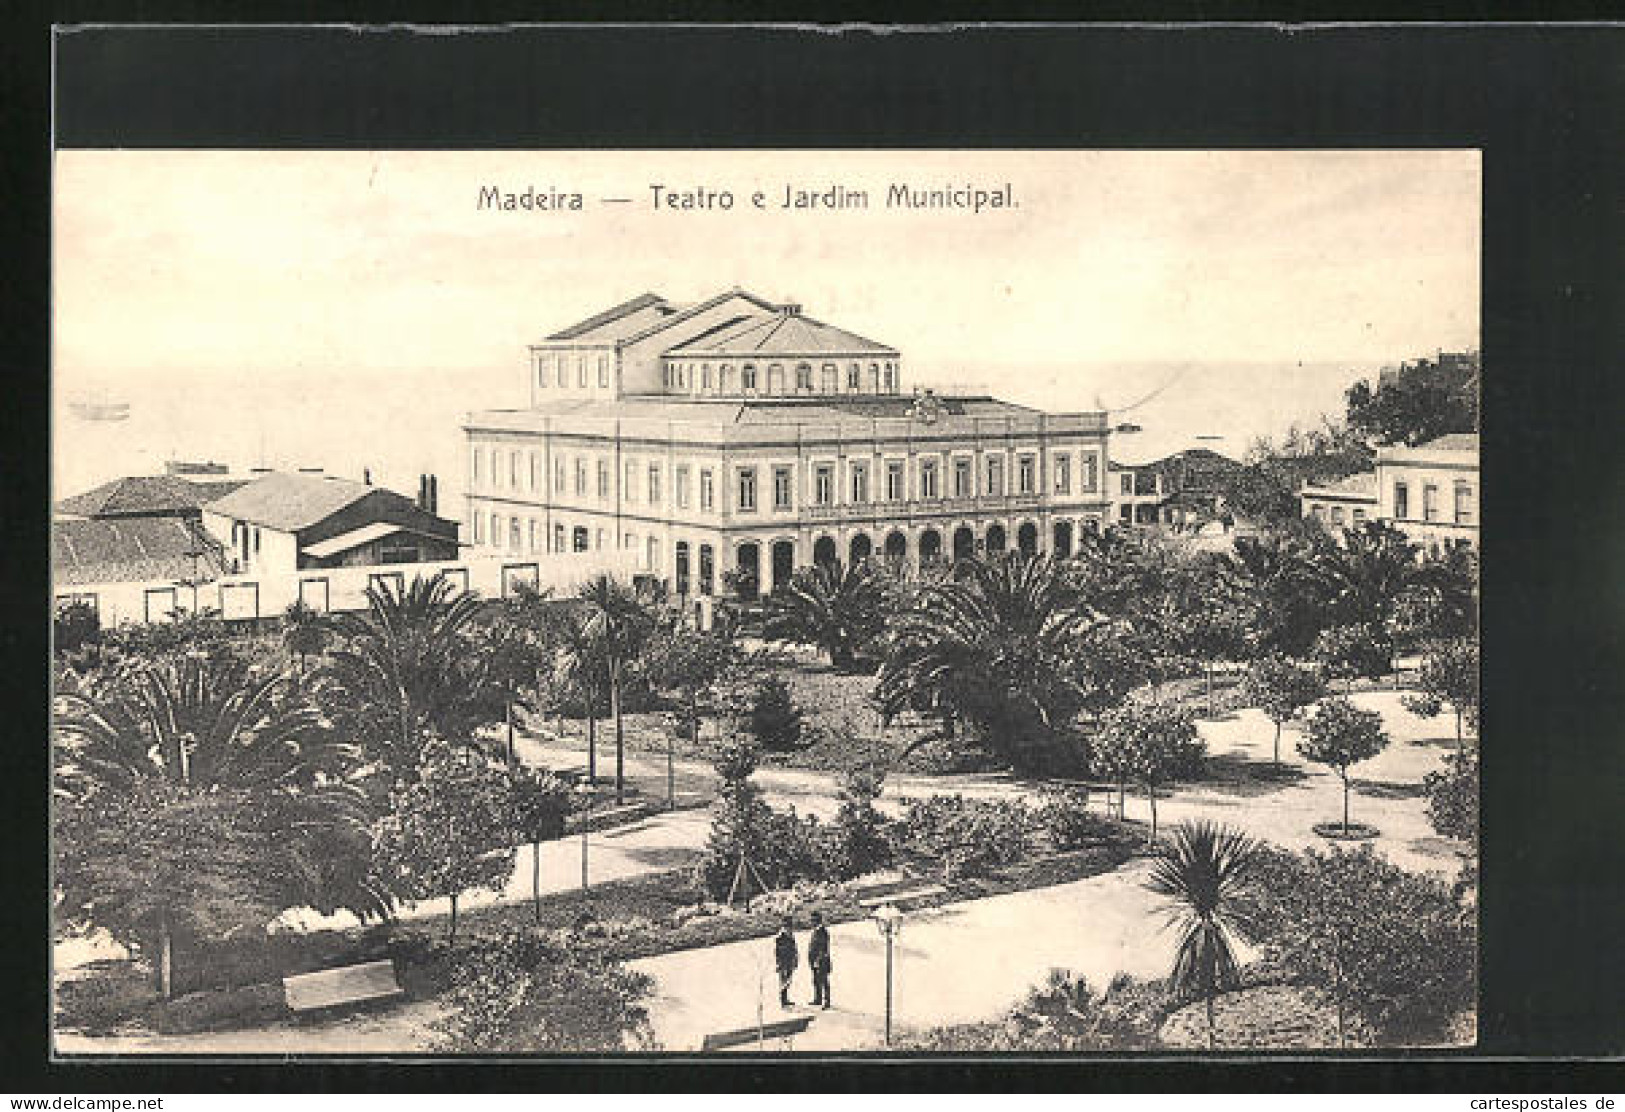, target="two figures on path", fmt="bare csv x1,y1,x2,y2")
774,912,832,1009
